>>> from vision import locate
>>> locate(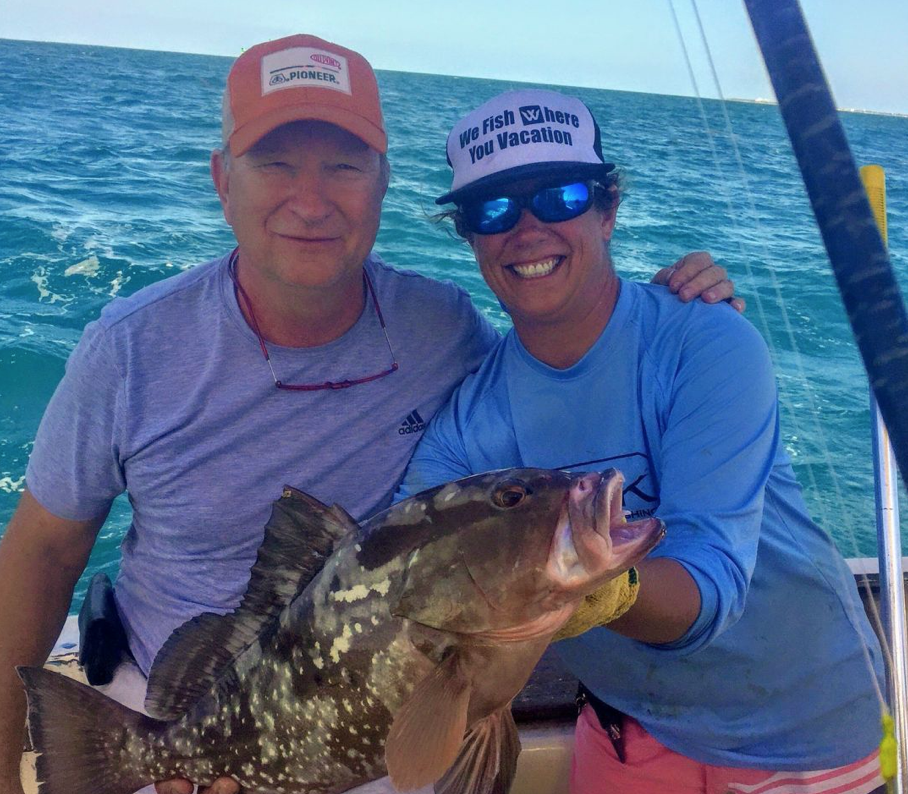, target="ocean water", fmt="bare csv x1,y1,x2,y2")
1,39,907,612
